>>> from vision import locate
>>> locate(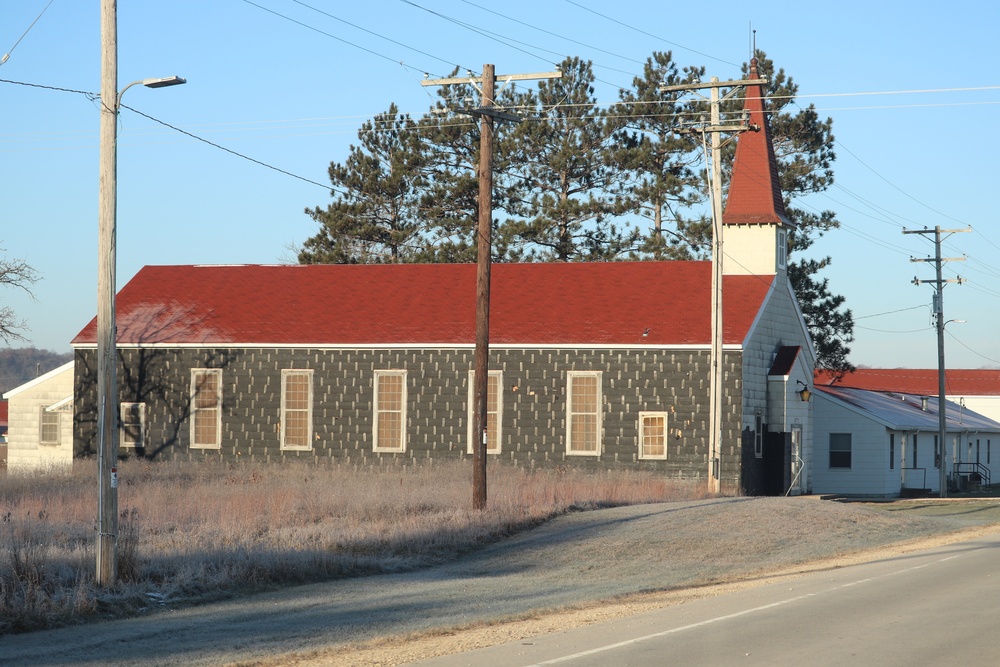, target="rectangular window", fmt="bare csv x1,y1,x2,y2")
281,370,313,450
754,413,764,459
567,371,602,456
638,412,668,460
39,408,60,446
977,439,981,465
889,433,895,470
191,369,222,449
777,229,788,269
120,403,146,449
374,370,406,452
912,434,918,469
467,370,502,454
934,434,940,469
829,433,852,469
